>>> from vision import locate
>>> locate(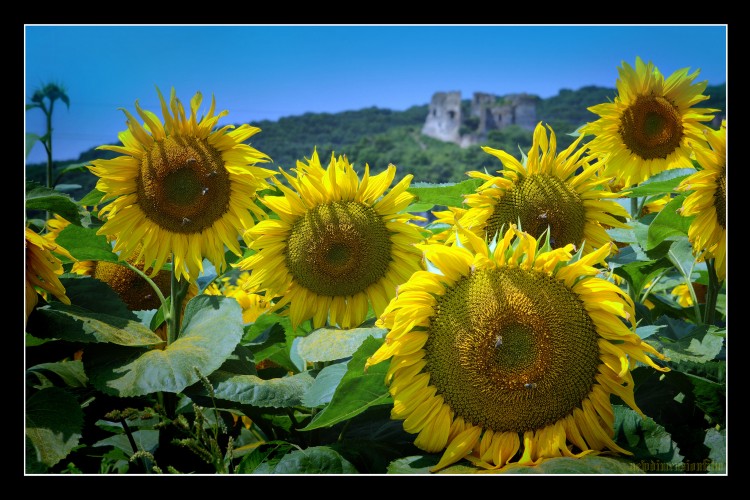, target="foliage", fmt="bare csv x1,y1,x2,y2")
25,79,727,475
